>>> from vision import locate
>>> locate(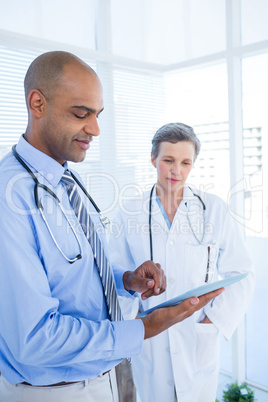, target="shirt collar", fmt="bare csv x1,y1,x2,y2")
151,184,195,209
16,135,68,187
